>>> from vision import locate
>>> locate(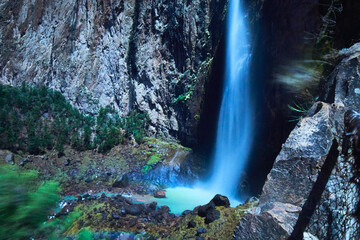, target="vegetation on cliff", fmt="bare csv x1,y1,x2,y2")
0,84,149,155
